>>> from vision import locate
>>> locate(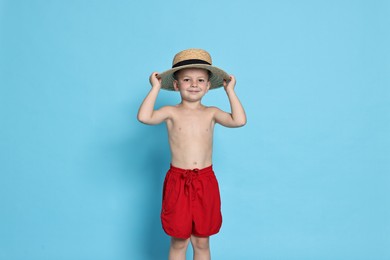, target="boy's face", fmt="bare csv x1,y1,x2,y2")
173,68,211,101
